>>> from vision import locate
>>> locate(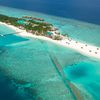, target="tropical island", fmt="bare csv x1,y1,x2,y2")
0,14,100,59
0,14,63,40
